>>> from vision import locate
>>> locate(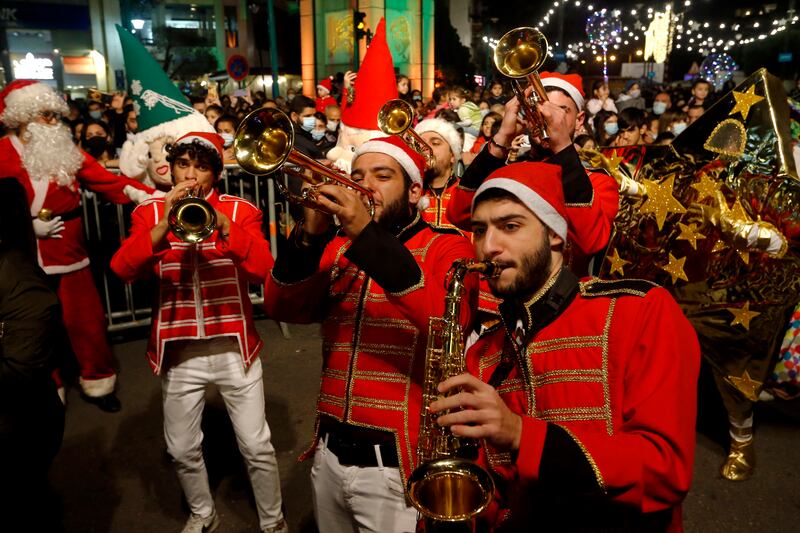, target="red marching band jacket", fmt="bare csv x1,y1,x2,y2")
420,177,461,231
264,215,478,485
0,135,153,274
469,273,700,532
111,191,273,374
